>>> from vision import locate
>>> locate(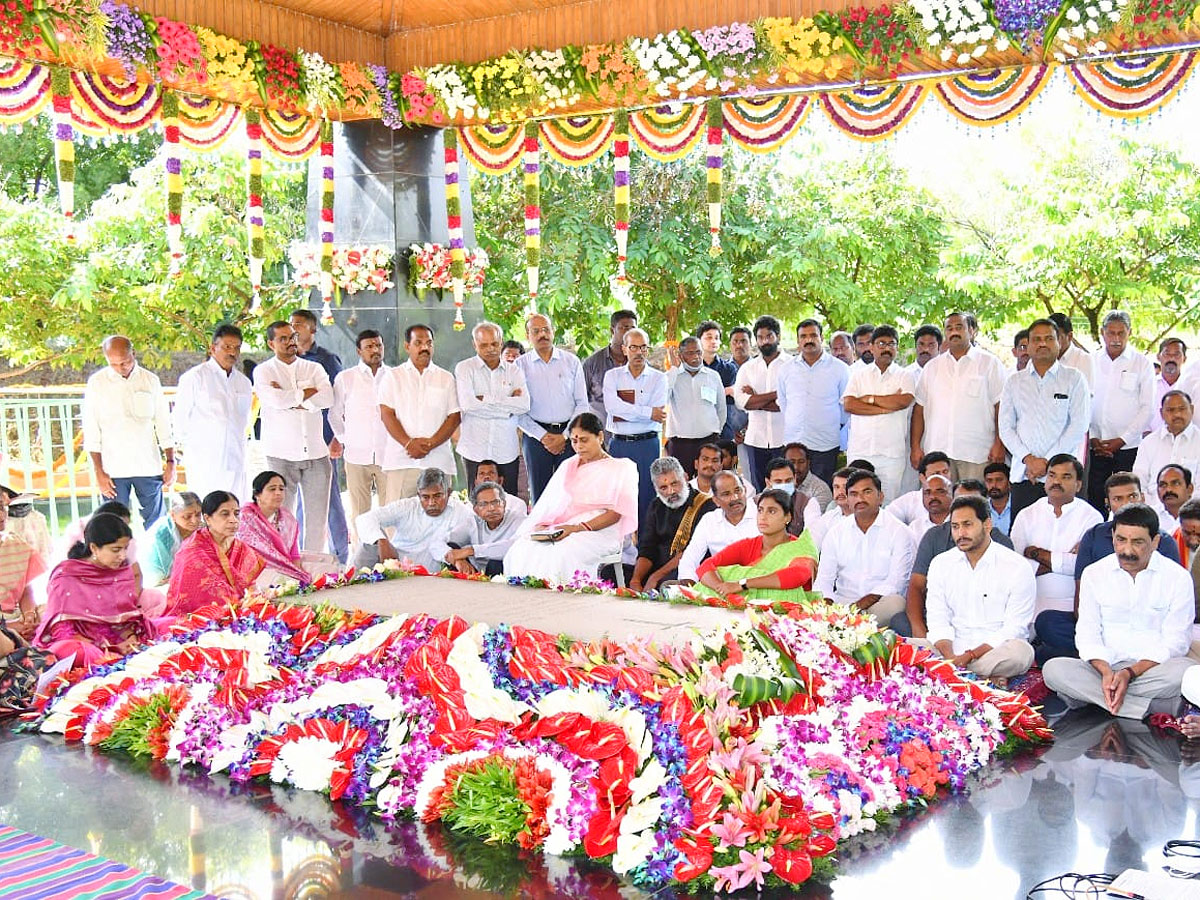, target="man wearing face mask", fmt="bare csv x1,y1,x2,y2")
630,457,715,592
665,336,726,478
734,315,788,490
762,457,821,537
